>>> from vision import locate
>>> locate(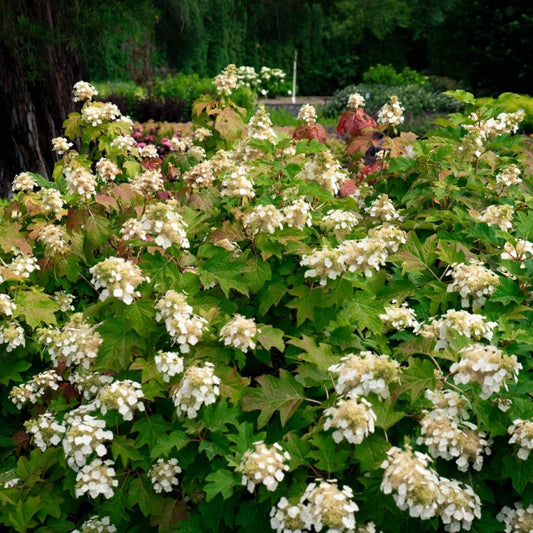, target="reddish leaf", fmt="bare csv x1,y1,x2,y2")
336,108,377,137
292,124,327,144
